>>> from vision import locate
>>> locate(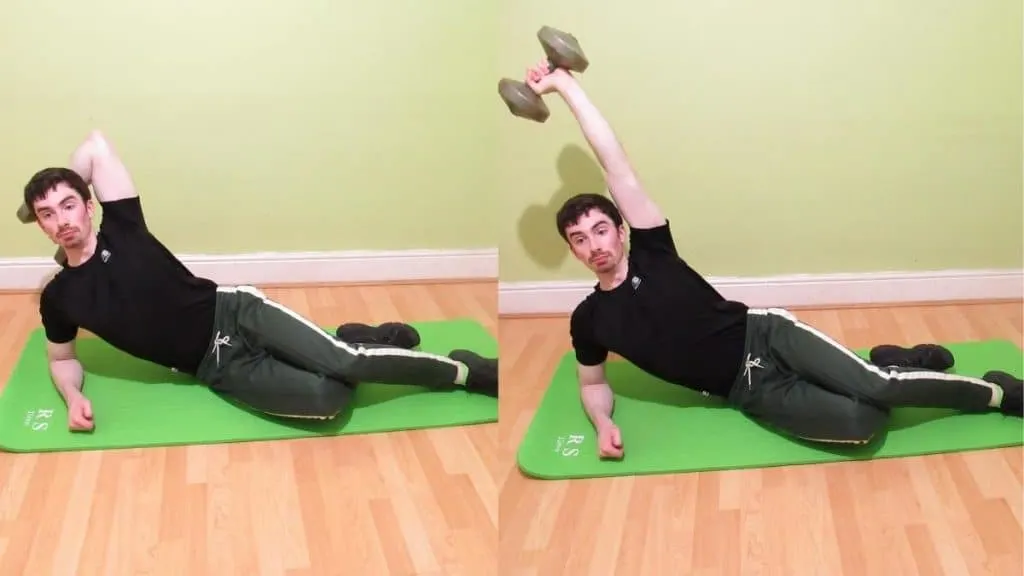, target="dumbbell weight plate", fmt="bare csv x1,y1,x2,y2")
498,78,551,123
537,26,589,73
17,203,35,223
